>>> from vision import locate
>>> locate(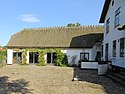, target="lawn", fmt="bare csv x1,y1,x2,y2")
0,65,125,94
